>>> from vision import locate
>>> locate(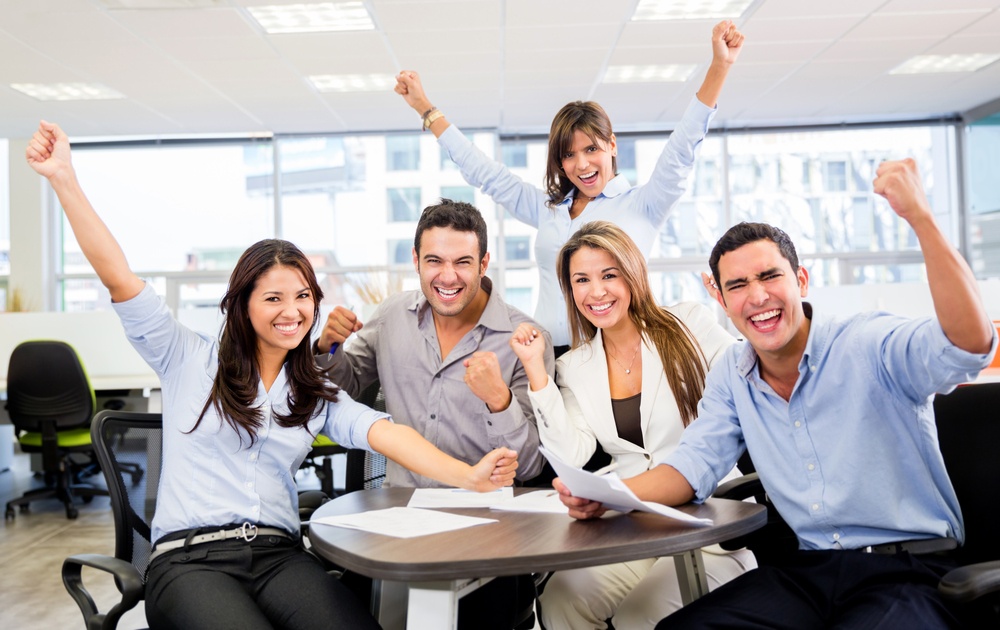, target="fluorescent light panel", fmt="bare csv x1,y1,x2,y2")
604,64,698,83
247,2,374,34
890,54,1000,75
310,73,396,92
633,0,753,20
10,82,126,101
